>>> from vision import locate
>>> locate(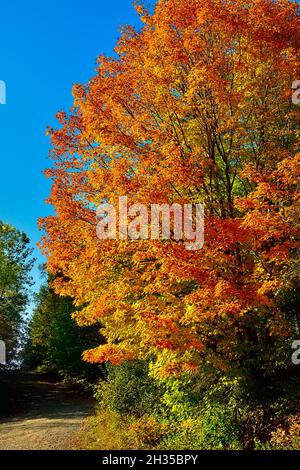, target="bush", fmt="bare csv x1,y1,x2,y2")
95,360,162,416
255,414,300,450
157,376,243,450
80,361,300,450
128,415,169,448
